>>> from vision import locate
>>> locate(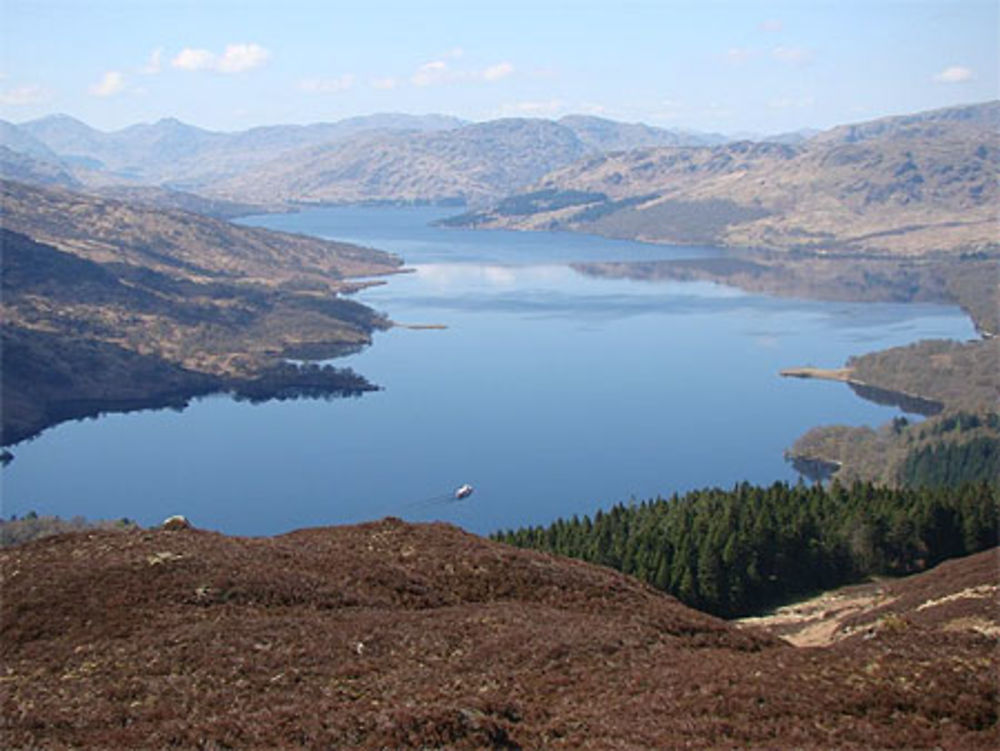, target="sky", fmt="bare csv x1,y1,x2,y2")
0,0,996,135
